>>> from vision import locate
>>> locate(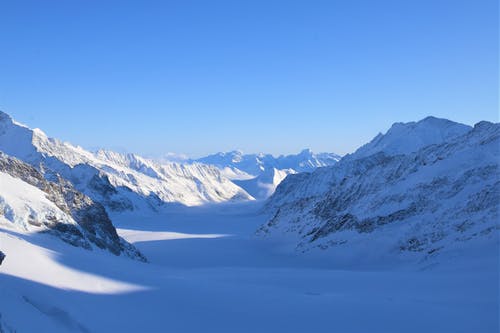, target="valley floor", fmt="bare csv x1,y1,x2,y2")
0,202,498,333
